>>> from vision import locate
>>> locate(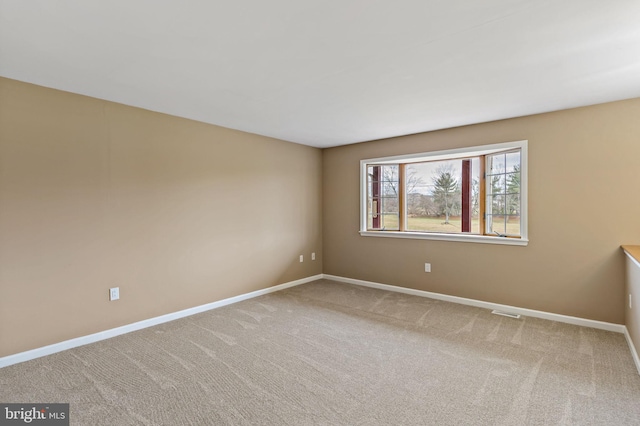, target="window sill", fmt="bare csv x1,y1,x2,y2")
359,230,529,246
